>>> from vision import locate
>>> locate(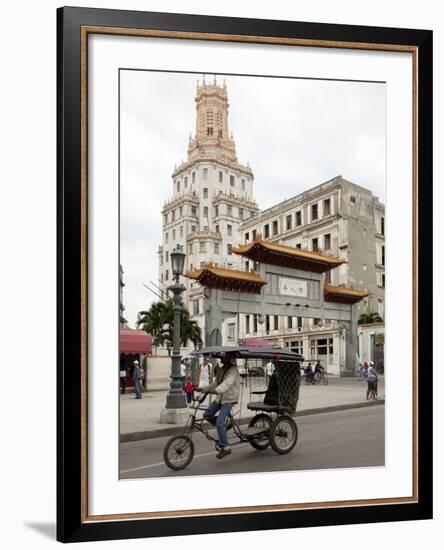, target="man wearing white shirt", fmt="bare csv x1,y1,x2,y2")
265,360,274,384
